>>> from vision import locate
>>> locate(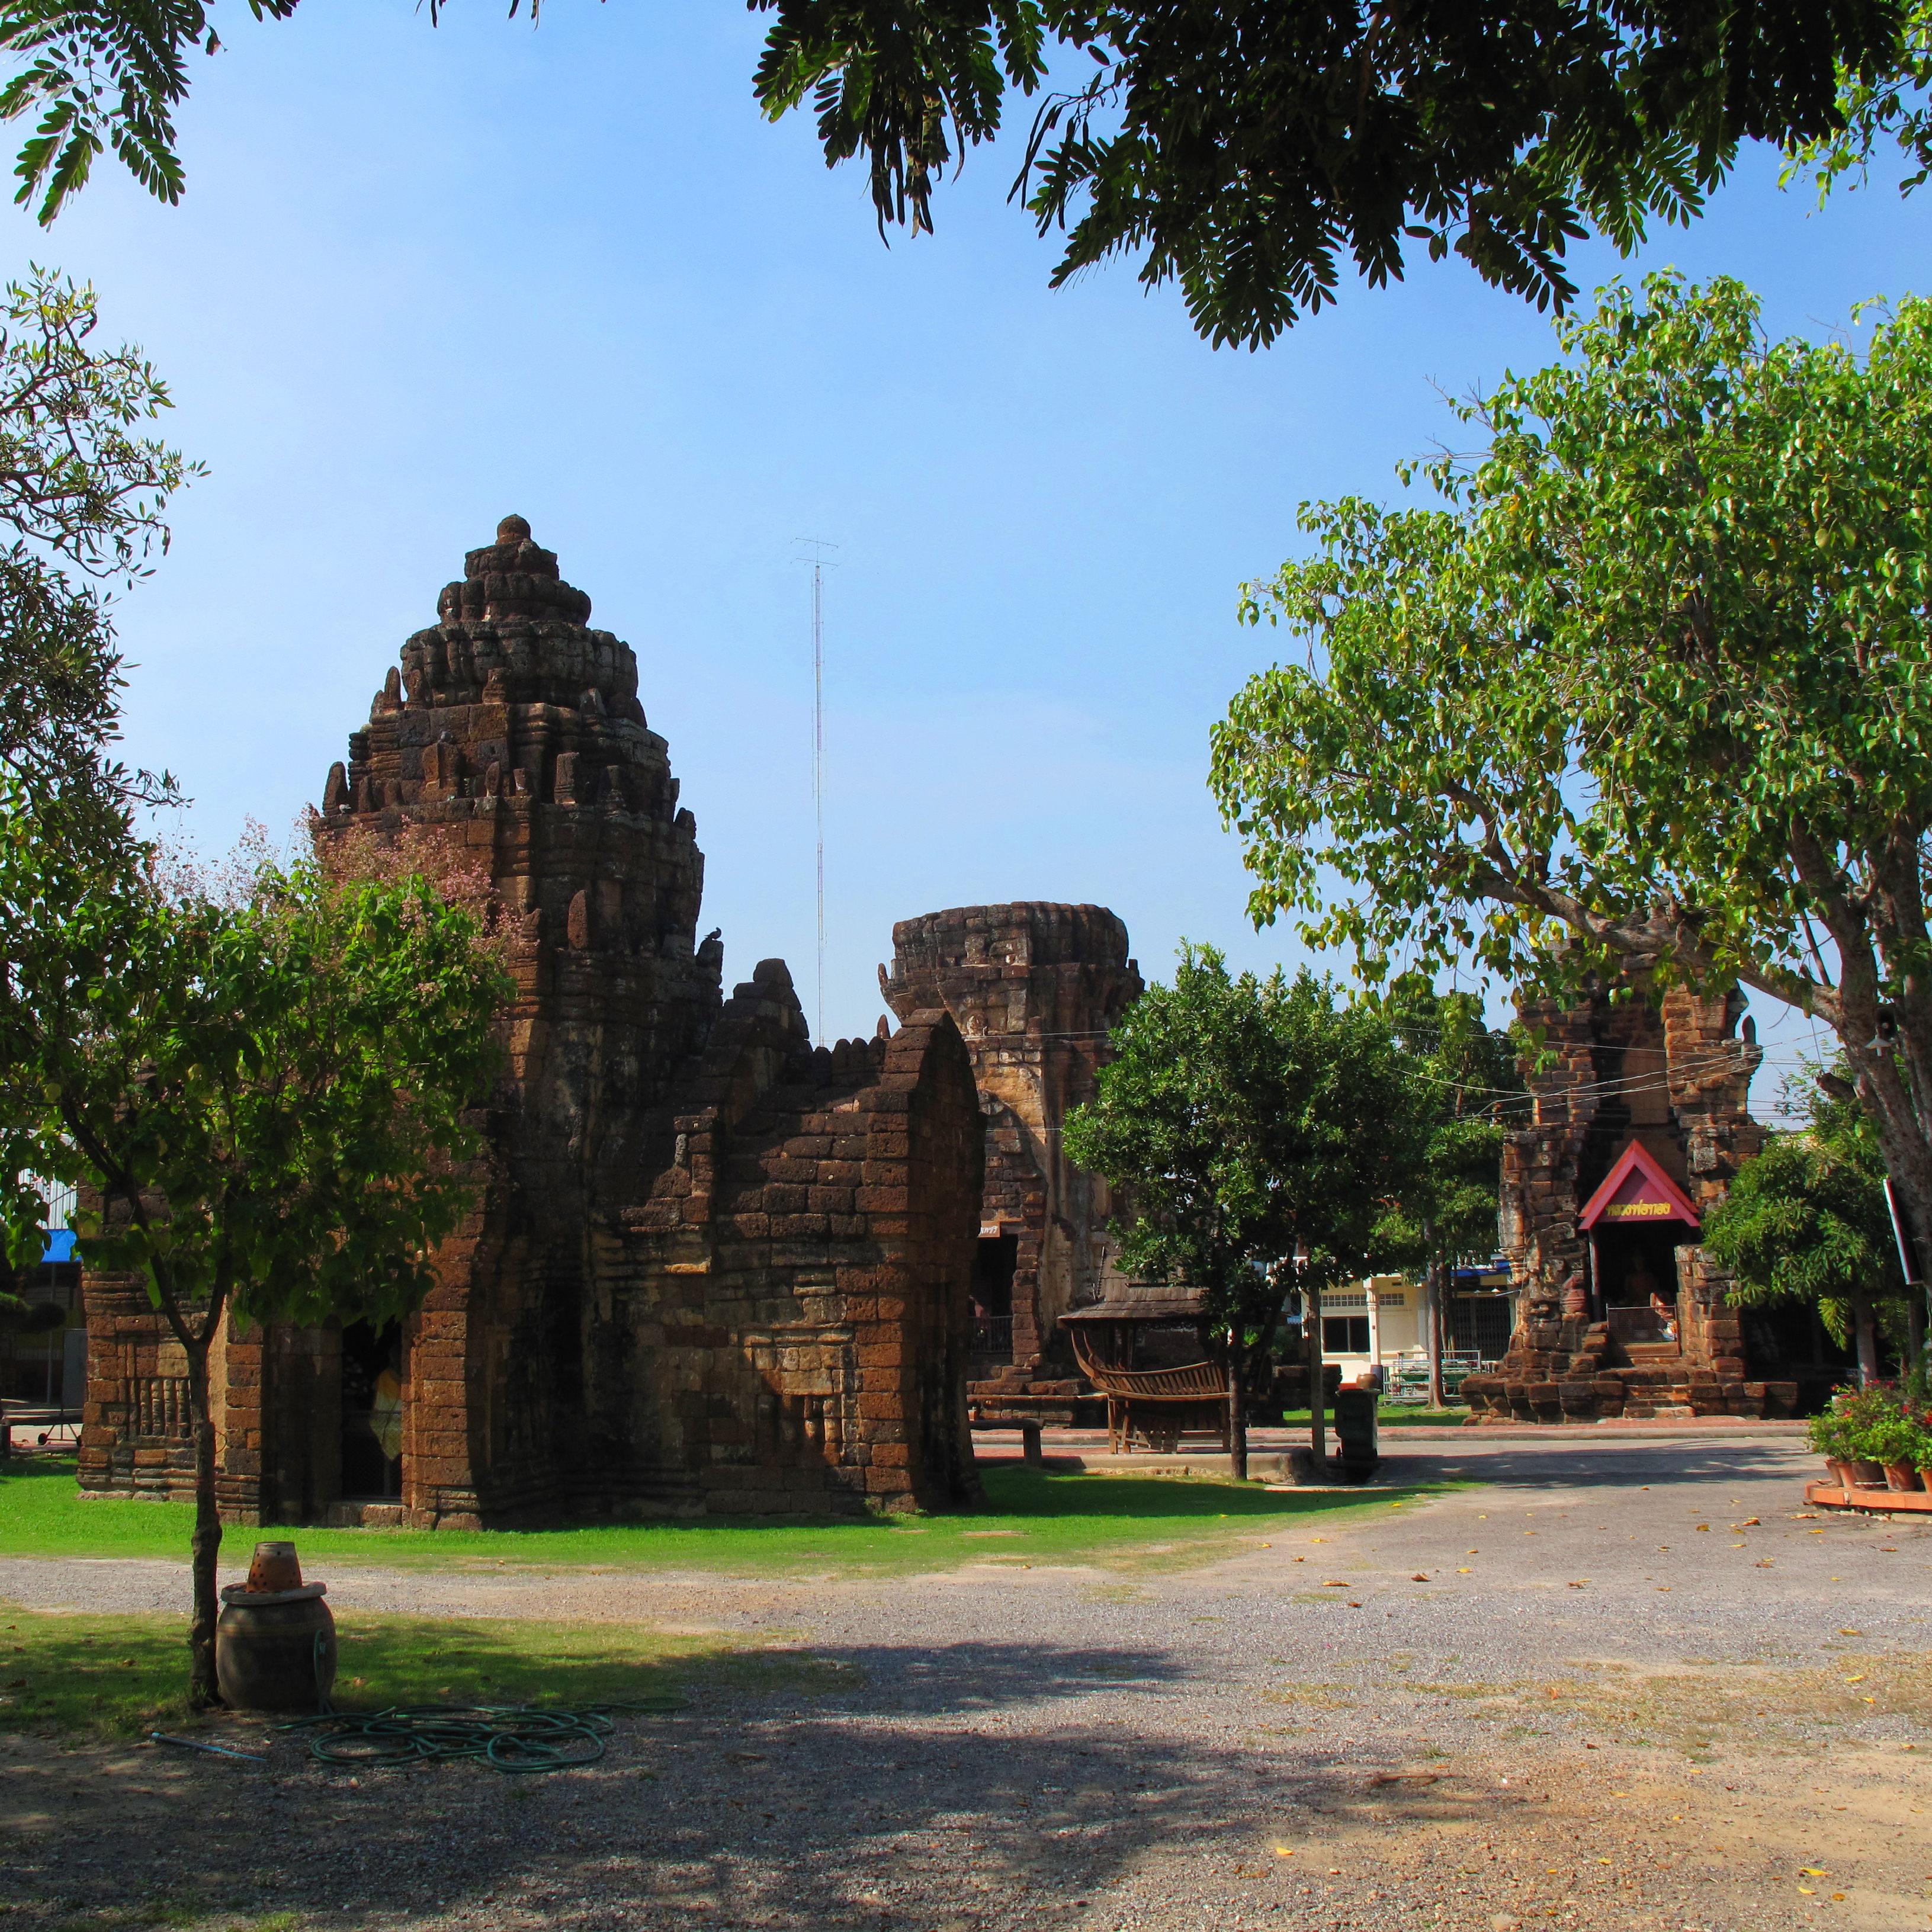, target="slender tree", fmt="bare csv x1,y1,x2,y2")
5,842,508,1703
1376,991,1520,1405
1212,274,1932,1343
1064,947,1424,1478
0,265,191,1309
